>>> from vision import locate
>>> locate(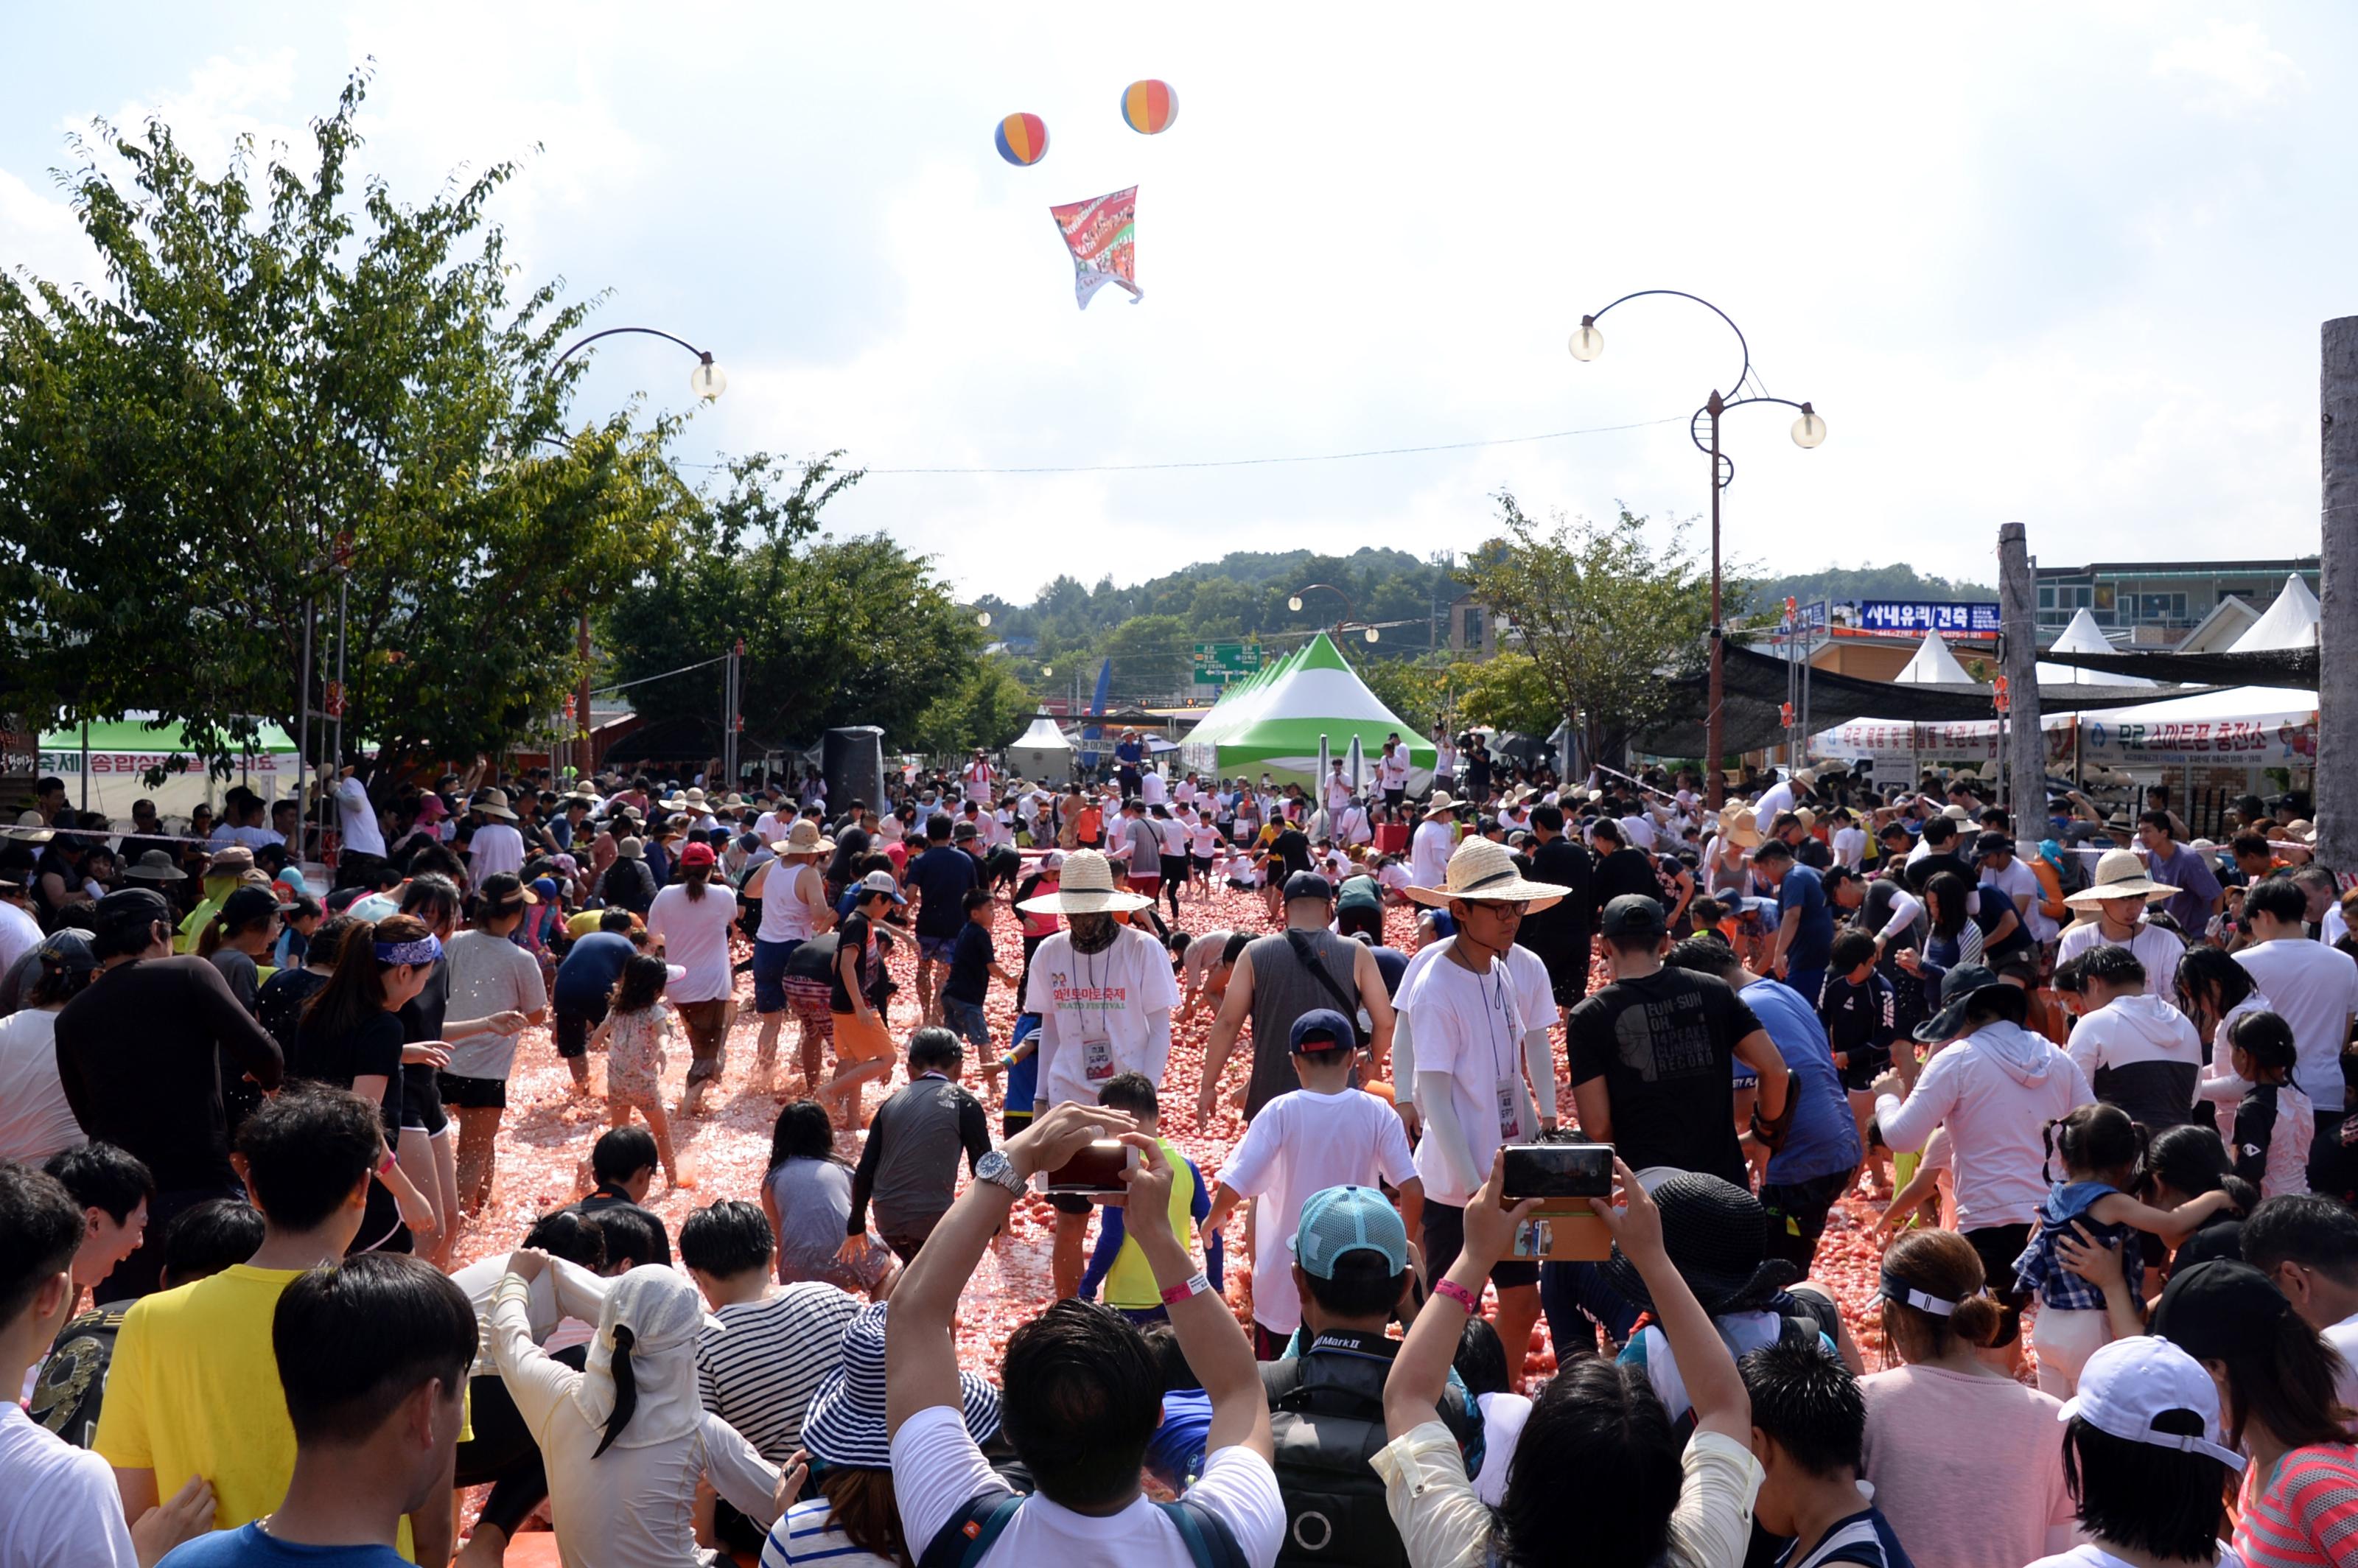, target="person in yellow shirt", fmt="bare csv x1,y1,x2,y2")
97,1082,451,1564
1078,1074,1222,1317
